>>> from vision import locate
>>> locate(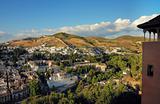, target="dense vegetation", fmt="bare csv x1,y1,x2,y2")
22,53,142,104
23,82,140,104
